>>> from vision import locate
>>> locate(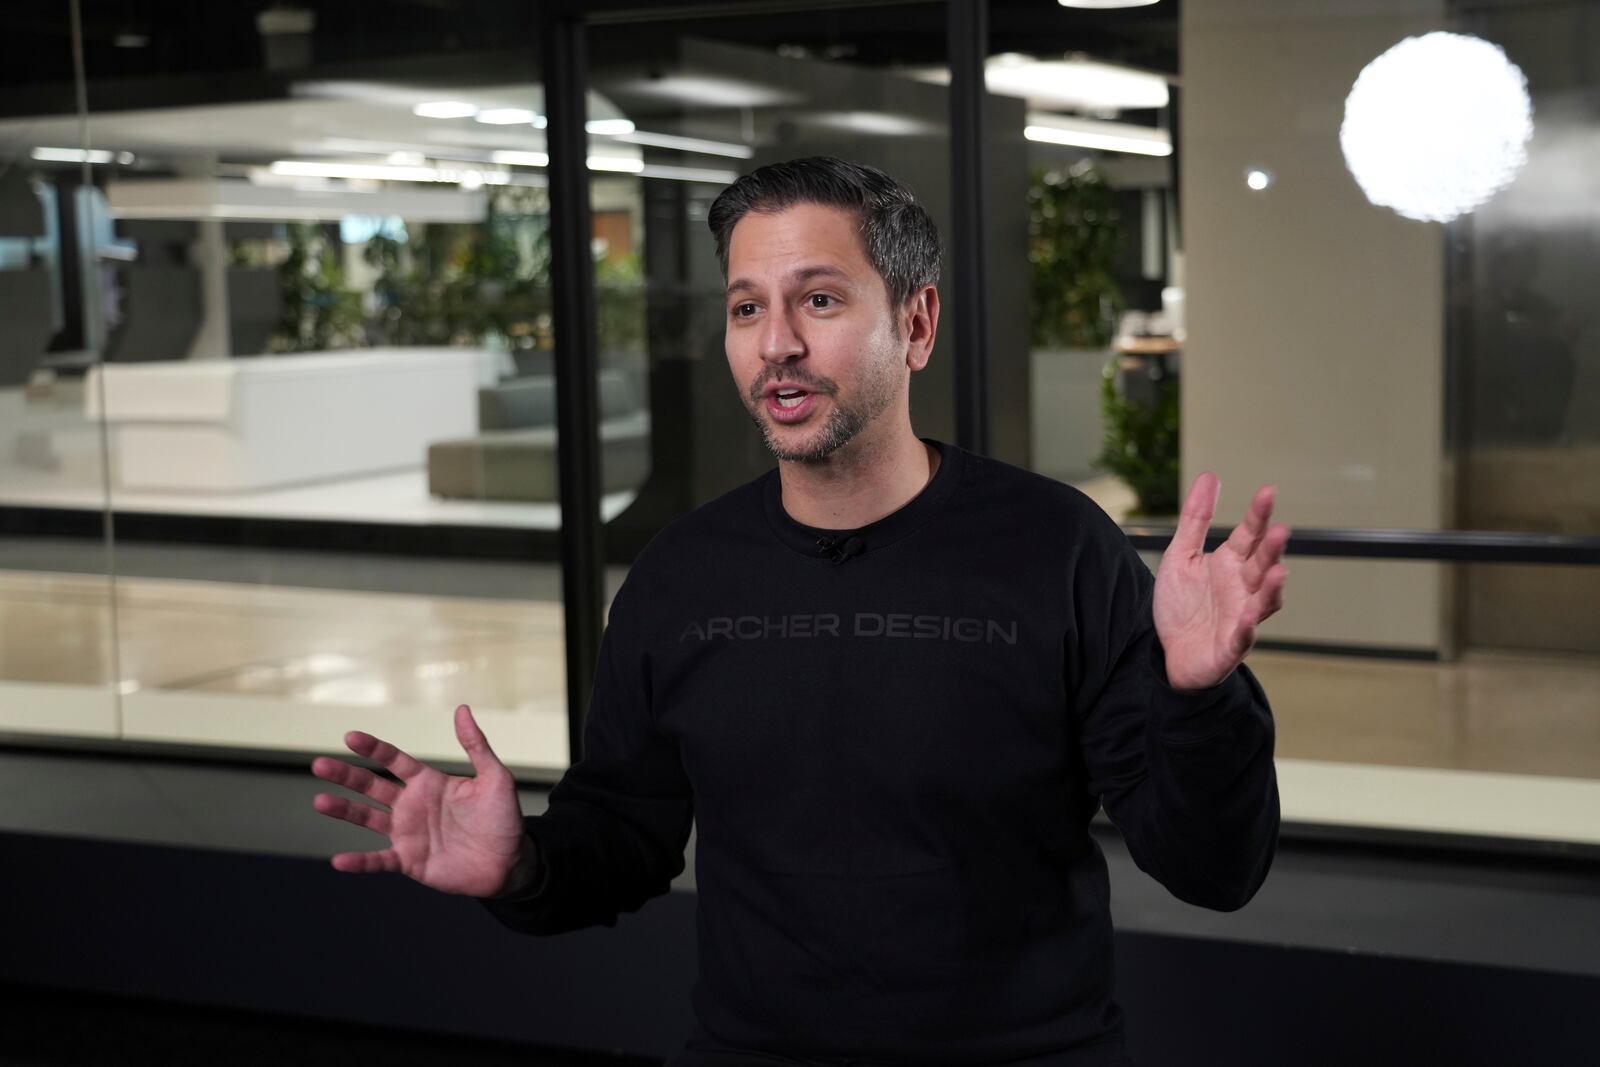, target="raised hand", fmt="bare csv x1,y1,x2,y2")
1153,472,1290,691
310,703,531,897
